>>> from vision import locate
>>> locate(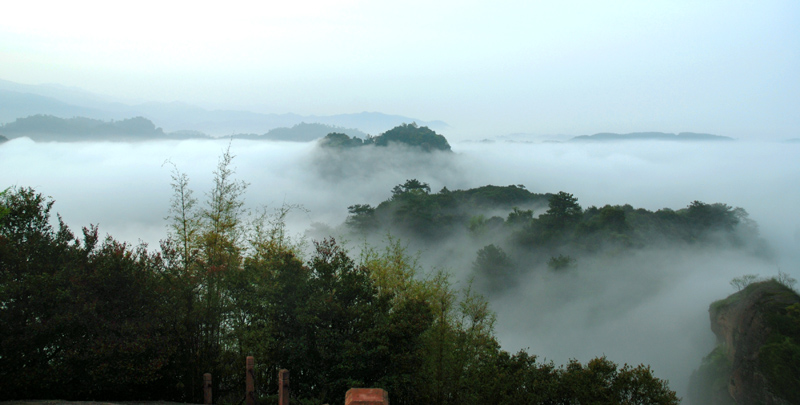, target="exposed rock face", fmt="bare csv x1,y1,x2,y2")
689,280,800,404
